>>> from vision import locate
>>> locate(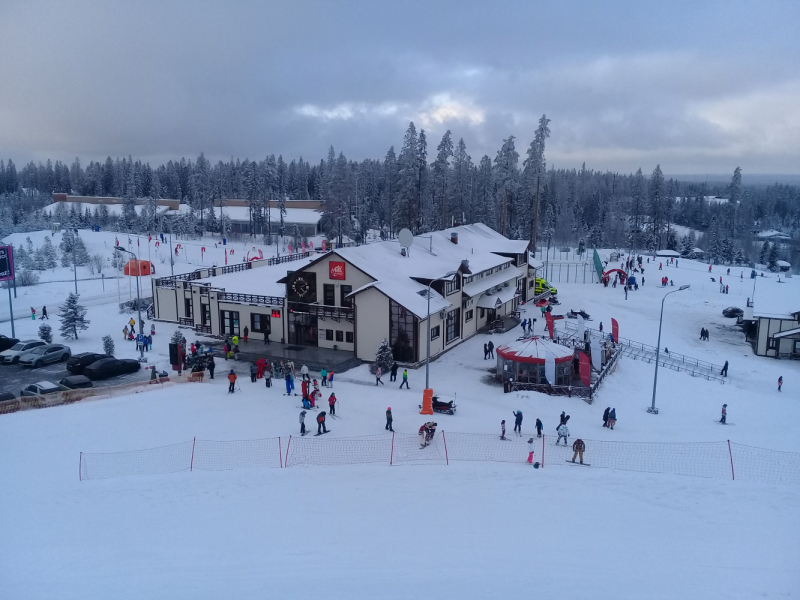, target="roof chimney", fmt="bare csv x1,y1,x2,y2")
450,232,458,244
